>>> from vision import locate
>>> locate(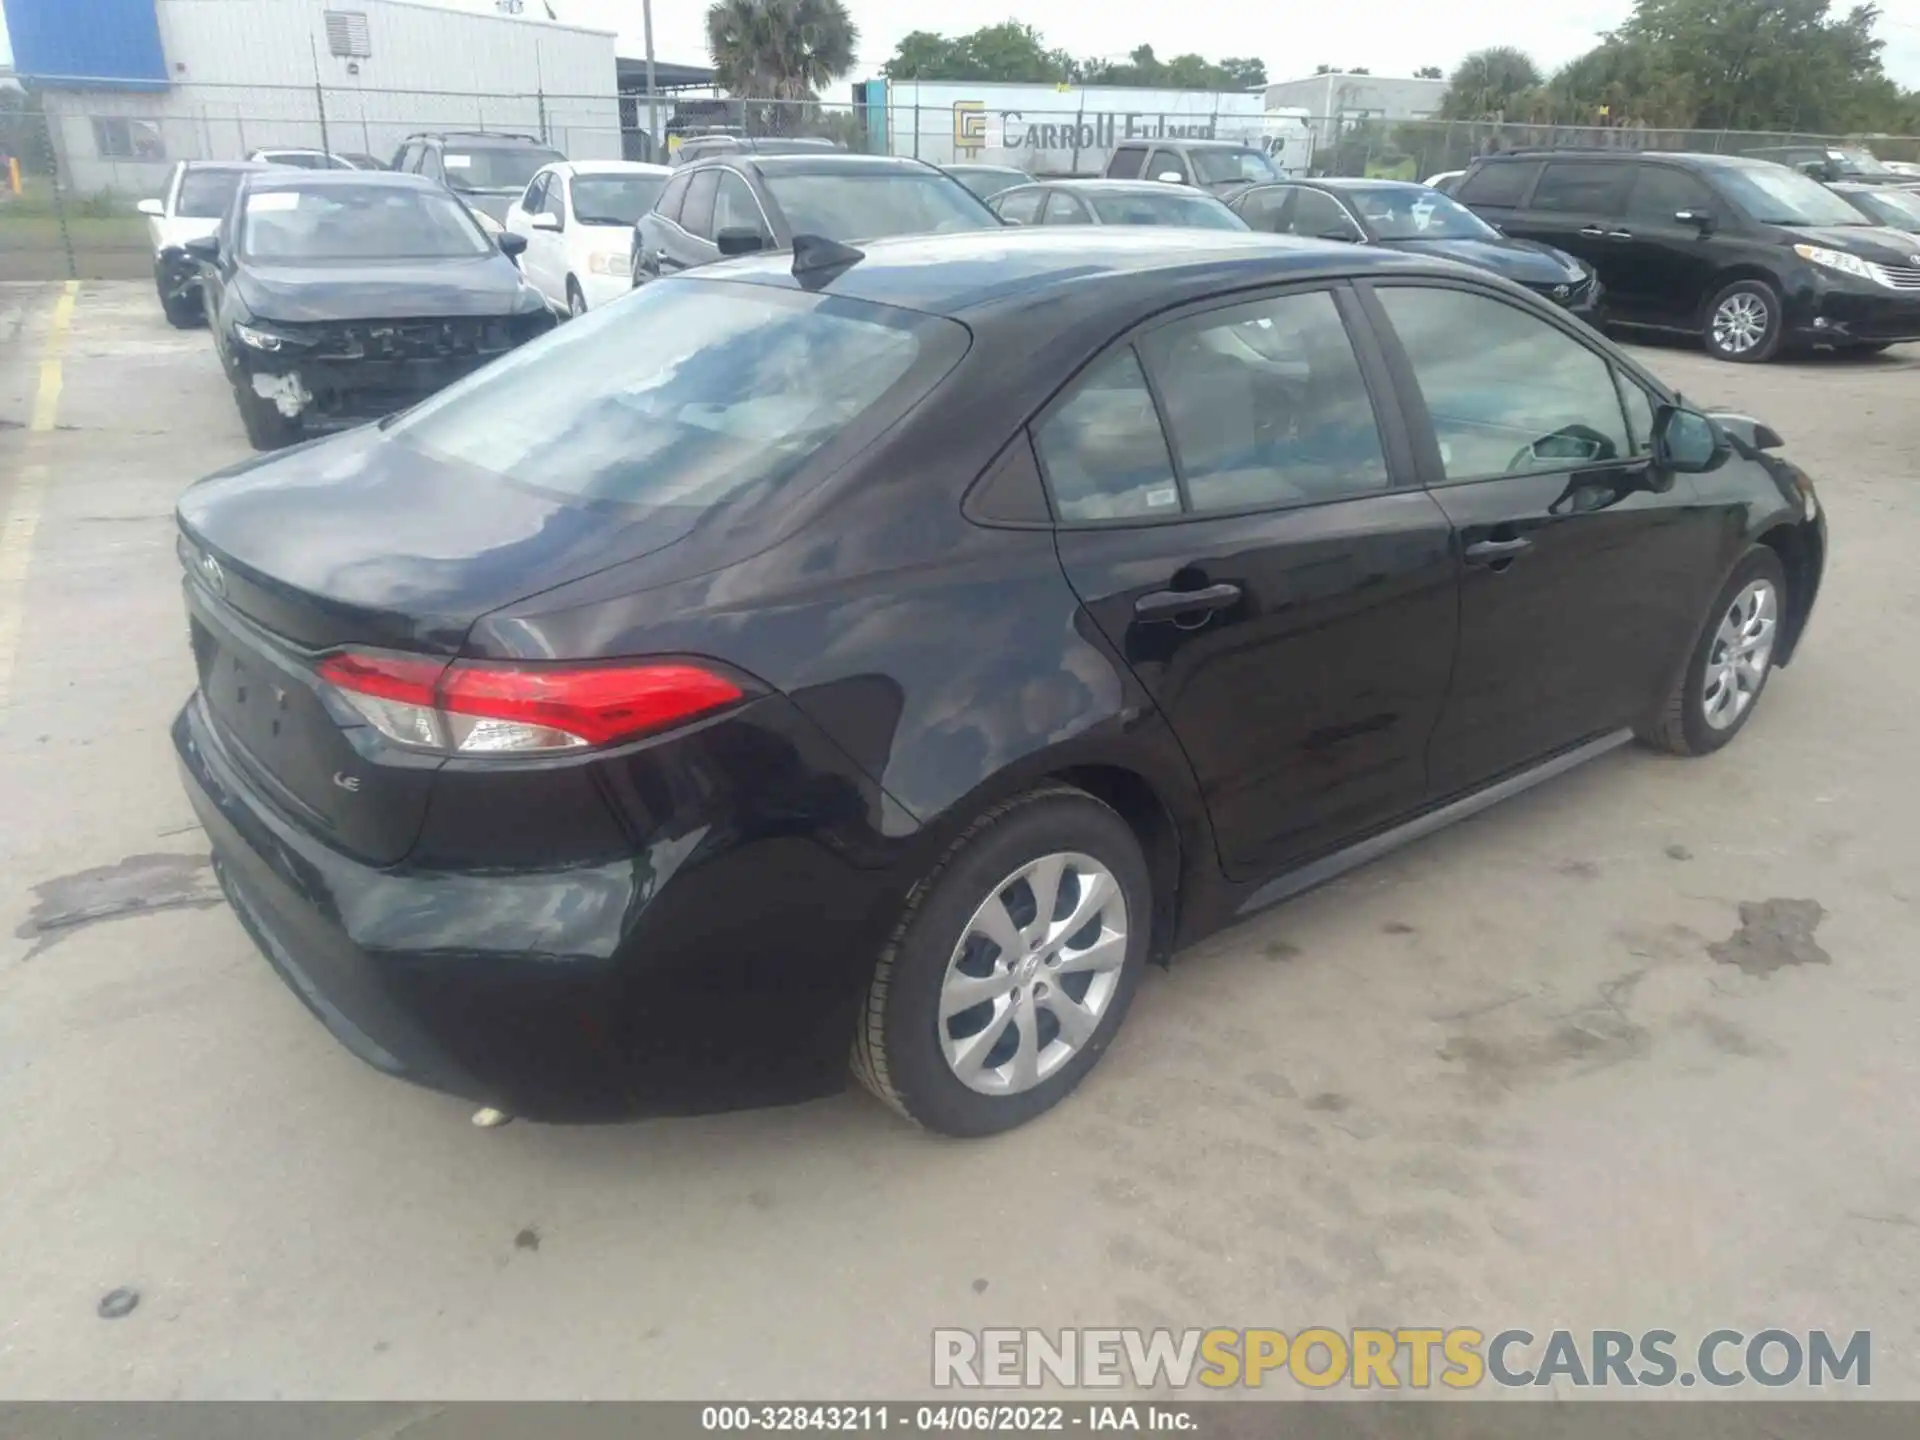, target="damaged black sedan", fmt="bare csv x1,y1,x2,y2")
186,169,555,449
